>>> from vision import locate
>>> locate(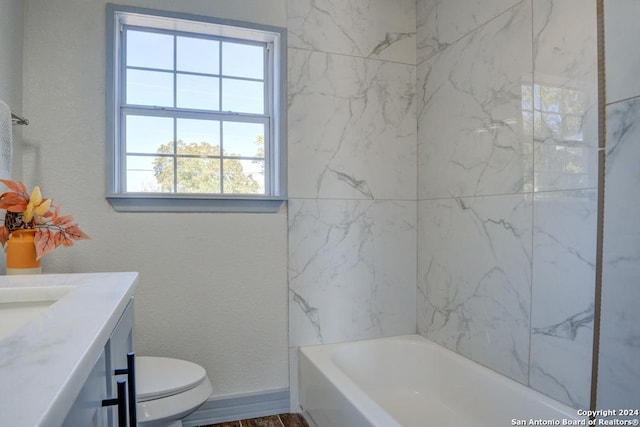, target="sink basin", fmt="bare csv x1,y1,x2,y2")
0,286,76,341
